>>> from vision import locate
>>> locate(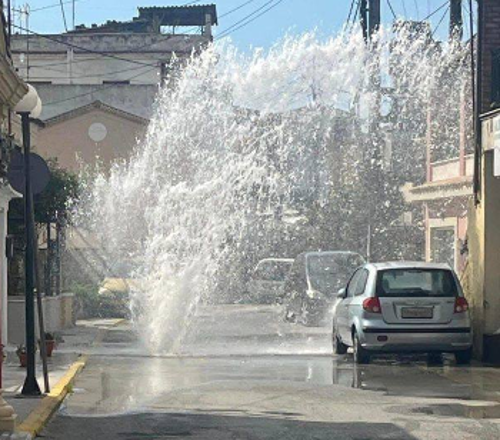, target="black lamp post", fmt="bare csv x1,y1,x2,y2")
15,85,42,396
